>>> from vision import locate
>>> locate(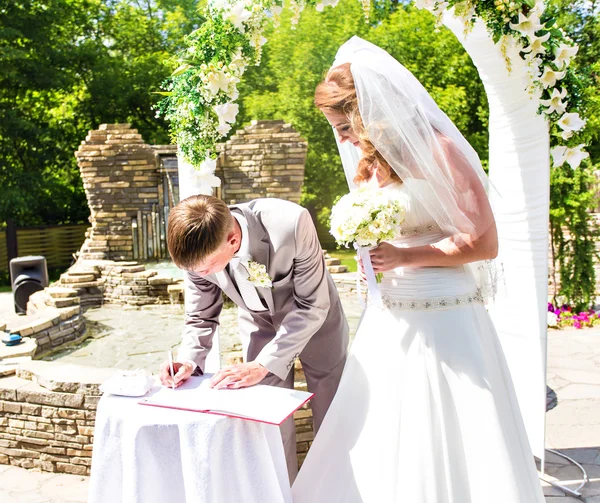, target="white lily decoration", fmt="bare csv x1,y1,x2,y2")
185,157,221,195
560,130,574,140
198,157,218,175
205,70,231,95
524,53,543,71
413,0,435,9
226,2,252,31
531,0,546,16
539,67,566,88
509,12,543,40
214,102,239,124
553,43,578,69
209,0,230,10
551,145,589,169
316,0,340,11
216,122,232,136
249,34,267,48
522,32,550,58
557,112,586,133
229,49,247,73
540,88,568,115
